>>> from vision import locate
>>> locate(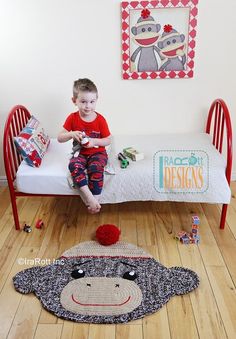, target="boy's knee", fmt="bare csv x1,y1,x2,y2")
88,162,104,174
69,161,84,173
88,166,100,175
